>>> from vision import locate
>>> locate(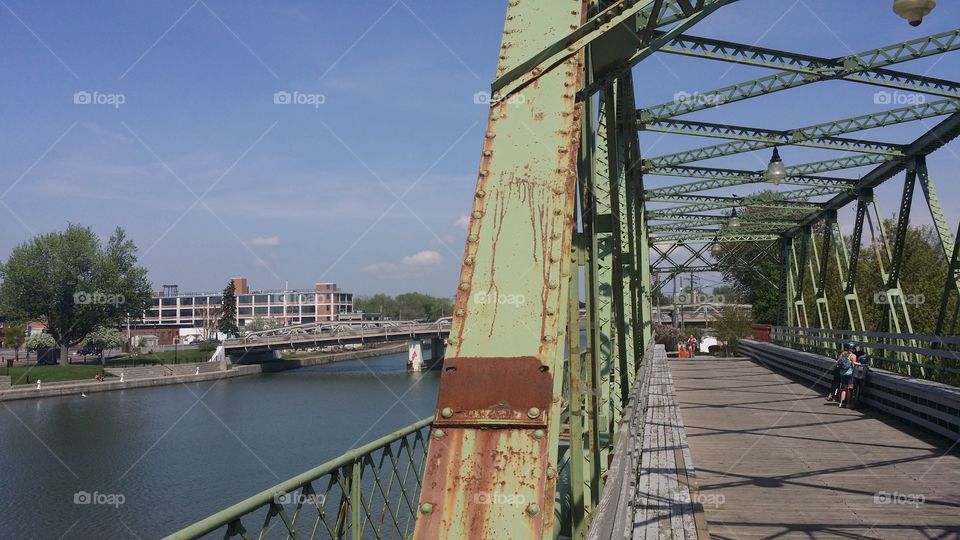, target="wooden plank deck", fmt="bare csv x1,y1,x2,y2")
669,358,960,540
